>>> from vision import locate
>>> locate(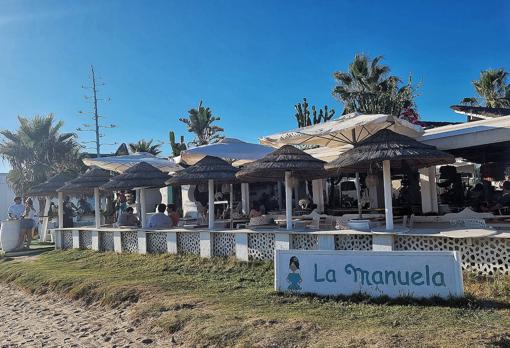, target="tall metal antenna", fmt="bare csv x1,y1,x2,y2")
77,65,116,158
